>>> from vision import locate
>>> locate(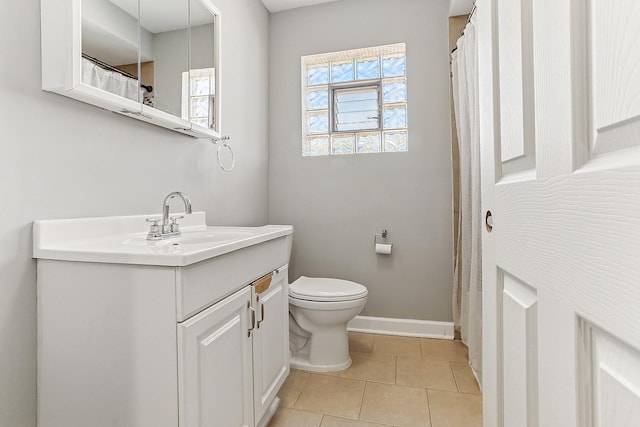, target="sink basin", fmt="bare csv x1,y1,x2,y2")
123,228,257,248
33,212,293,266
171,229,256,245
